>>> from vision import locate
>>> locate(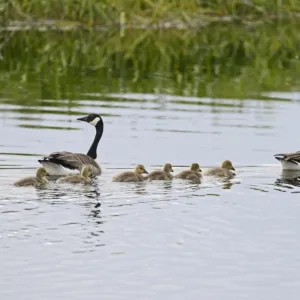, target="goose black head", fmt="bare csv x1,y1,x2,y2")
77,114,102,128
